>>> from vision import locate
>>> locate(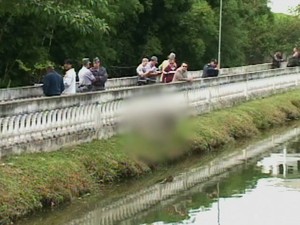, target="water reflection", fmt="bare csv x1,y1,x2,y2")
133,149,300,225
257,148,300,178
18,127,300,225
